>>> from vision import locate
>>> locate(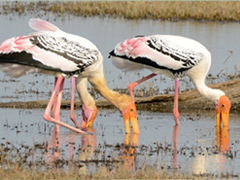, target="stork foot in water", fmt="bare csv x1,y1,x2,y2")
43,76,85,133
